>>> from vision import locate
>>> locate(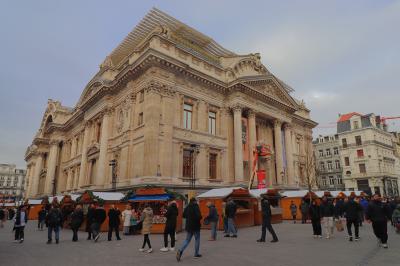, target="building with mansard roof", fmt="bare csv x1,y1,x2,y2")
25,8,317,198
